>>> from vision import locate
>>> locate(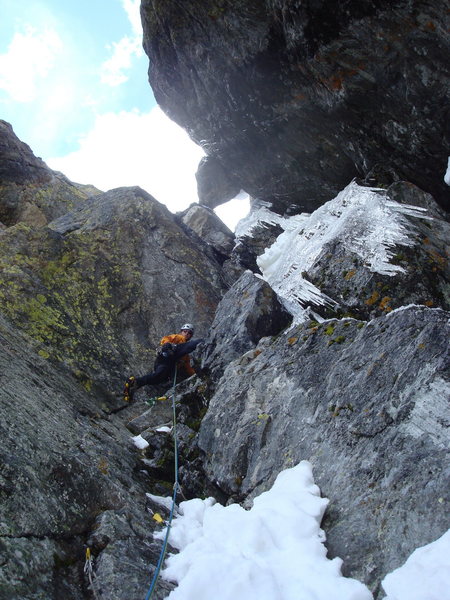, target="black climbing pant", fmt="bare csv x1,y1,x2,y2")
136,338,203,388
